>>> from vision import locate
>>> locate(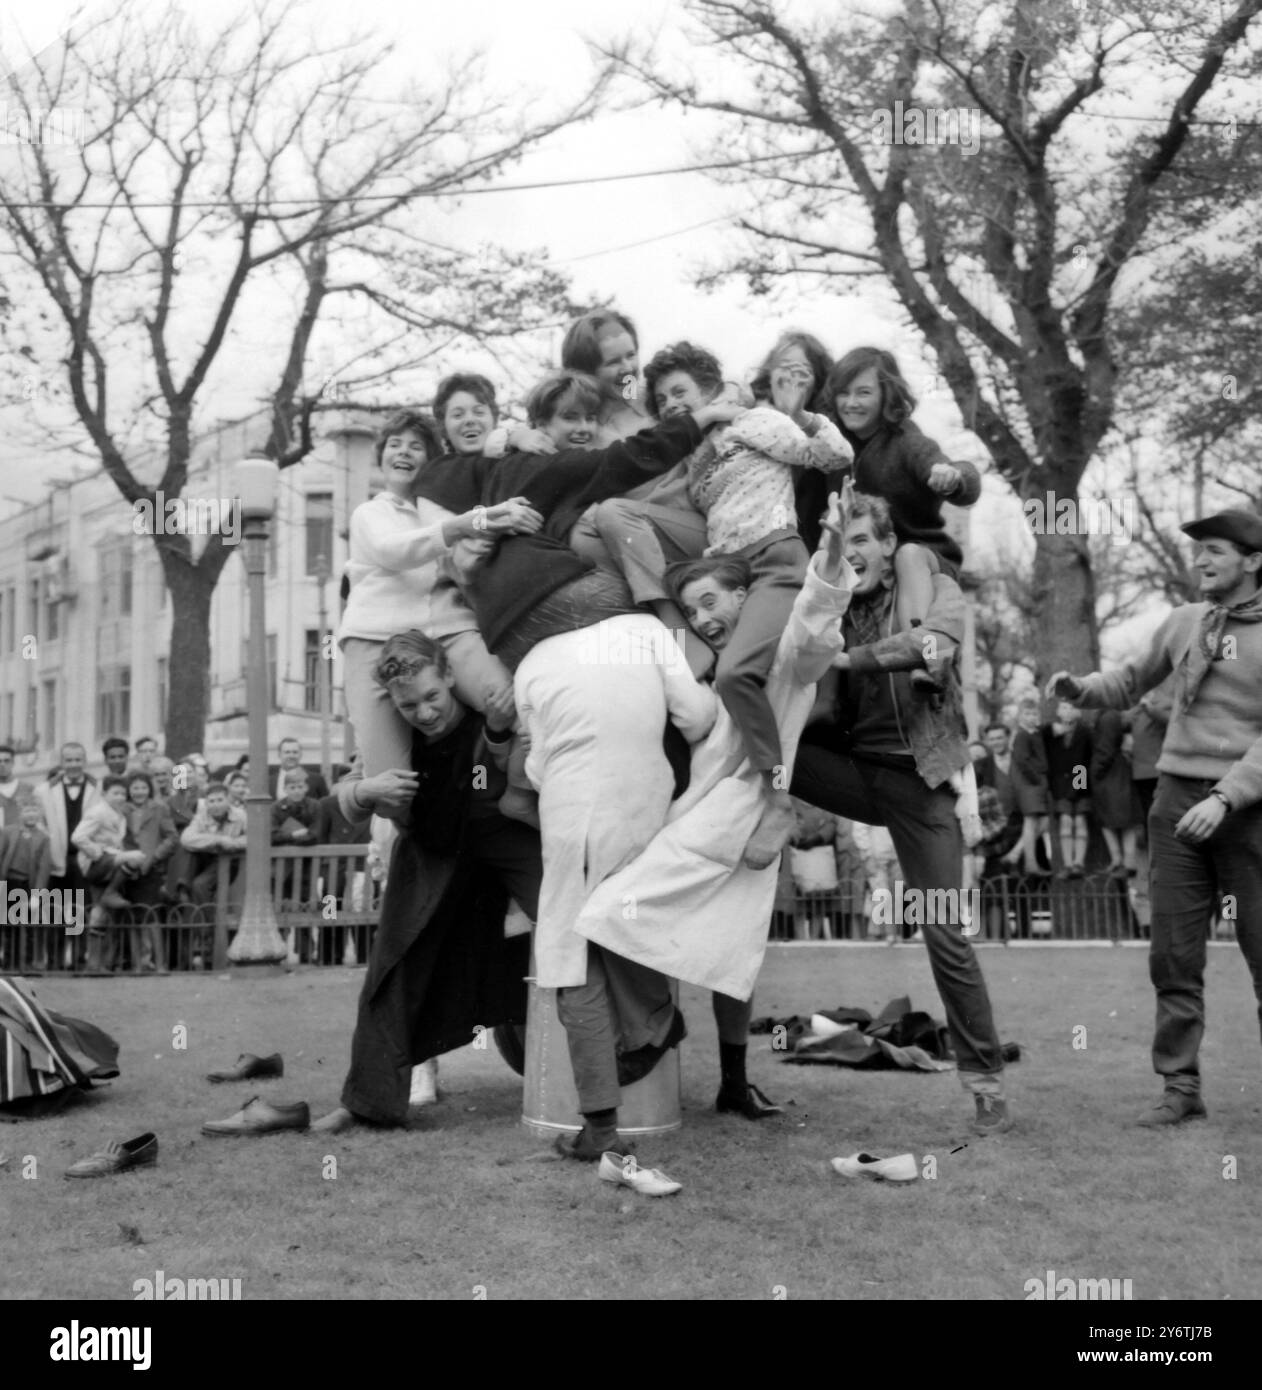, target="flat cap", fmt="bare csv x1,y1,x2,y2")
1181,508,1262,553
